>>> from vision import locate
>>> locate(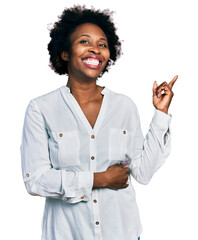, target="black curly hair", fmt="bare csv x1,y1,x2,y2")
48,5,122,76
